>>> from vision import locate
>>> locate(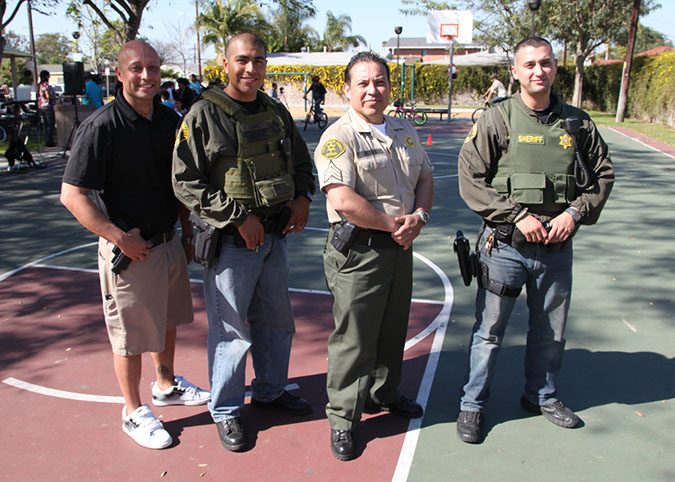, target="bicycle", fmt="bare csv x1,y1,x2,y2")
303,102,328,131
387,100,428,126
472,96,508,123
